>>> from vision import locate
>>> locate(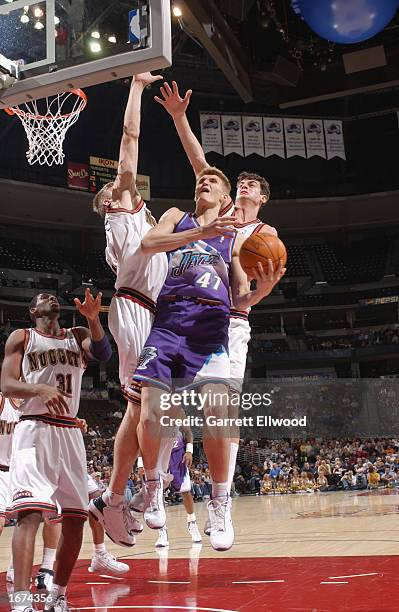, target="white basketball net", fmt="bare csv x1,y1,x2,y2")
6,89,87,166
